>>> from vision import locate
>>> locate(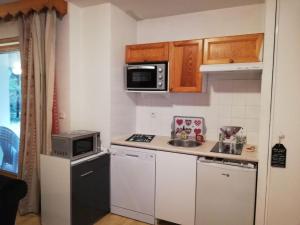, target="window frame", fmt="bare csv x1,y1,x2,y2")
0,37,20,178
0,37,19,52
